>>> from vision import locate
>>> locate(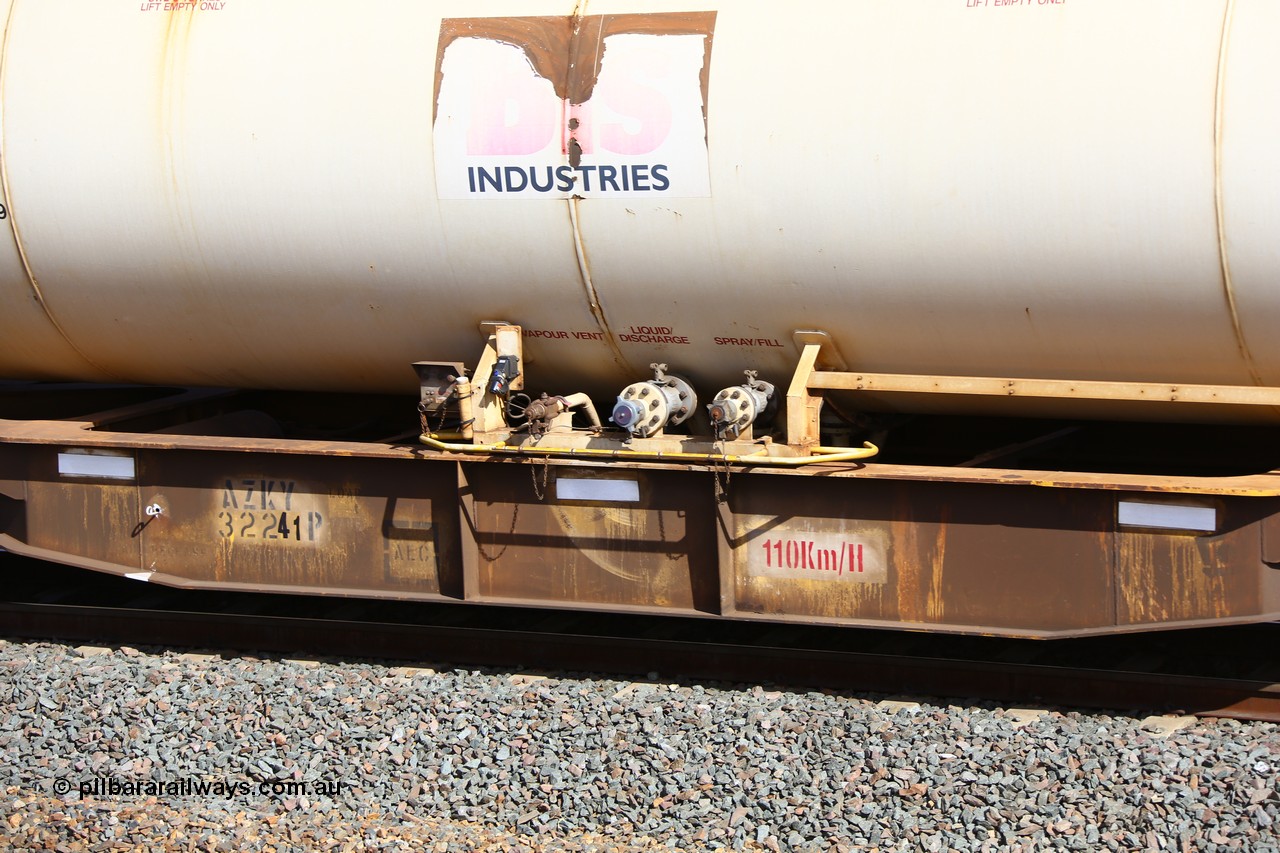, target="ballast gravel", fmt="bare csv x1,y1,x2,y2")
0,639,1277,851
